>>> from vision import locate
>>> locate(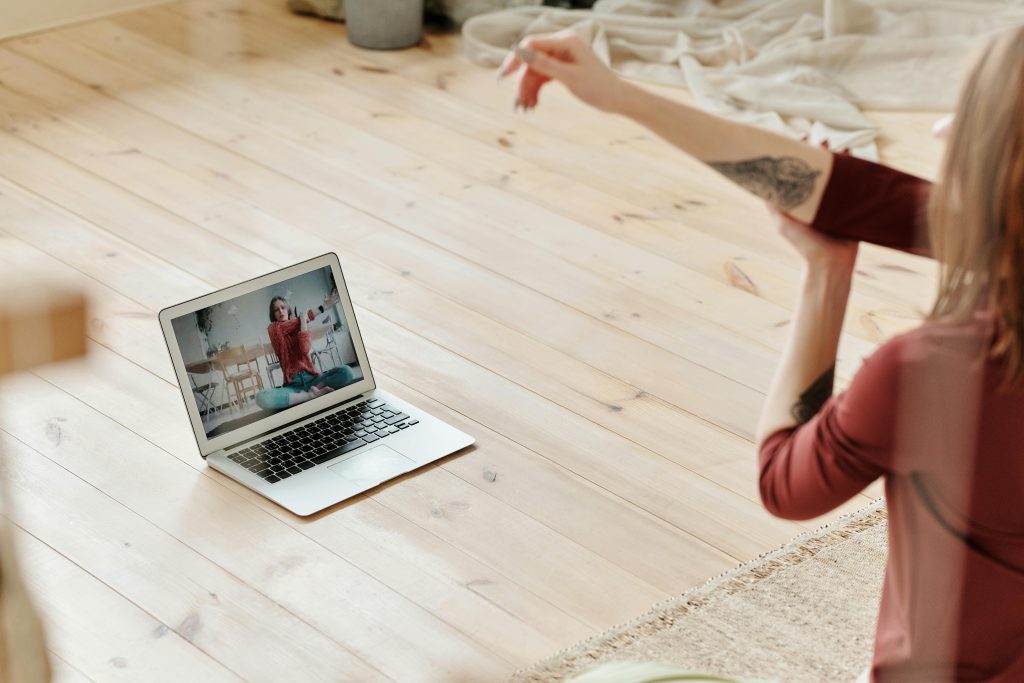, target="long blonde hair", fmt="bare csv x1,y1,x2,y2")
928,25,1024,390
